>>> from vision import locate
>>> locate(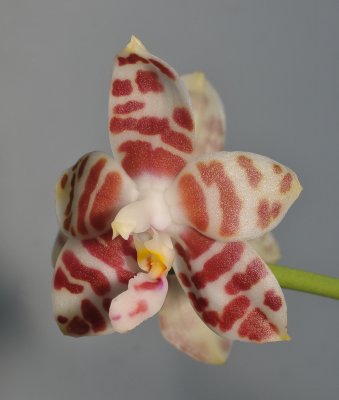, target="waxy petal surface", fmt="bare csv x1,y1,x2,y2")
173,229,288,342
159,276,232,364
52,233,138,336
109,36,195,183
167,151,302,242
249,233,281,264
182,72,226,155
56,151,138,239
109,272,168,333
